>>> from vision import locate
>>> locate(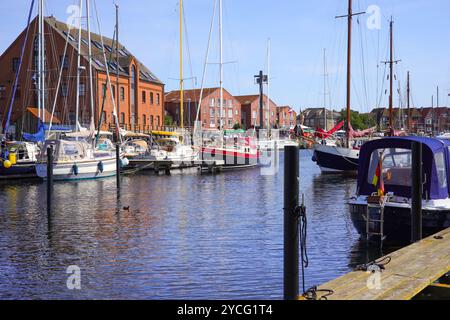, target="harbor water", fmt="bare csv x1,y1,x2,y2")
0,150,389,299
